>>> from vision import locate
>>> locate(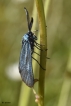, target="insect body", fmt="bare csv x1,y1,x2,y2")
19,7,49,87
19,8,38,87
